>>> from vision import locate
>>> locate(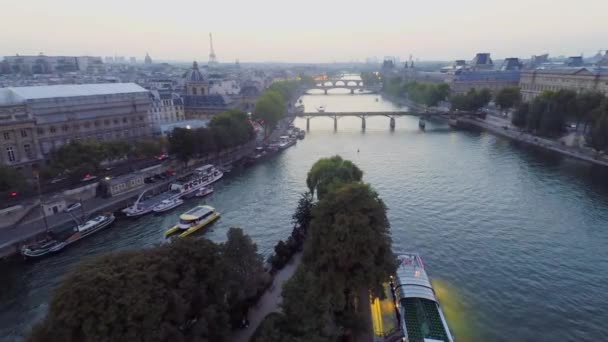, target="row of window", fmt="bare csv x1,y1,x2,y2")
5,144,34,163
3,129,30,140
36,116,145,136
